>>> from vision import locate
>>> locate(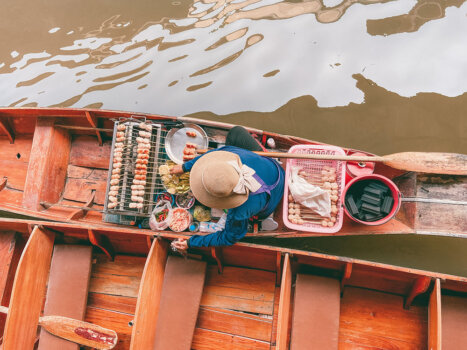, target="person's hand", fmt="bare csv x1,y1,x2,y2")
170,164,184,175
171,238,188,253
